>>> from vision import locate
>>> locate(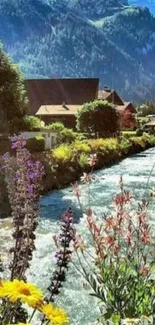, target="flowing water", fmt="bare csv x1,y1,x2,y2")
1,148,155,325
